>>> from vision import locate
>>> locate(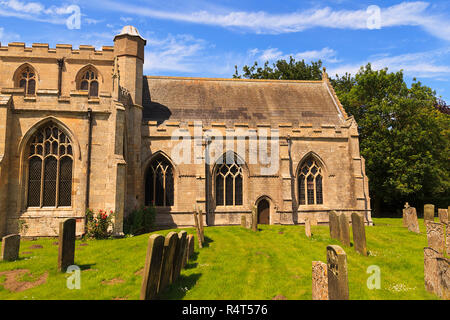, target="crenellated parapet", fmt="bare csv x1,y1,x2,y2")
0,42,115,61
